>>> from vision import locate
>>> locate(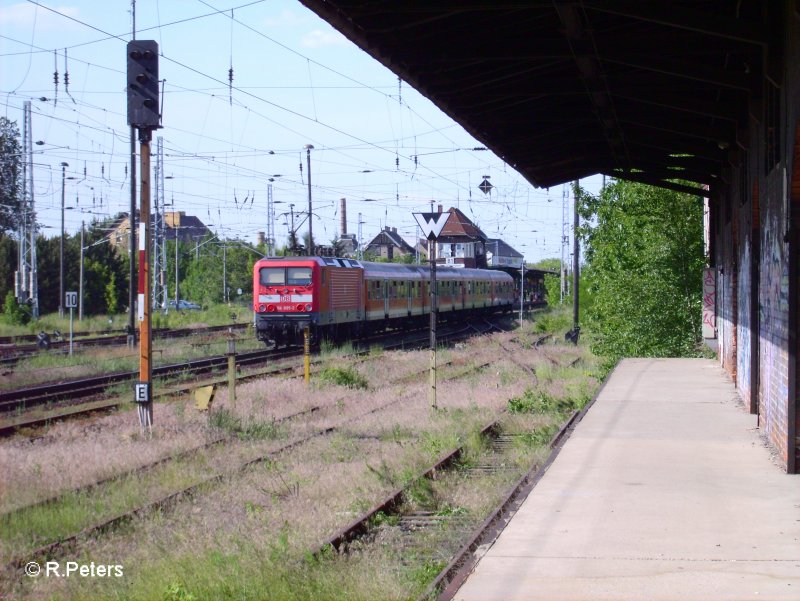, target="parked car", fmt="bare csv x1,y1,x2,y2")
168,299,201,310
